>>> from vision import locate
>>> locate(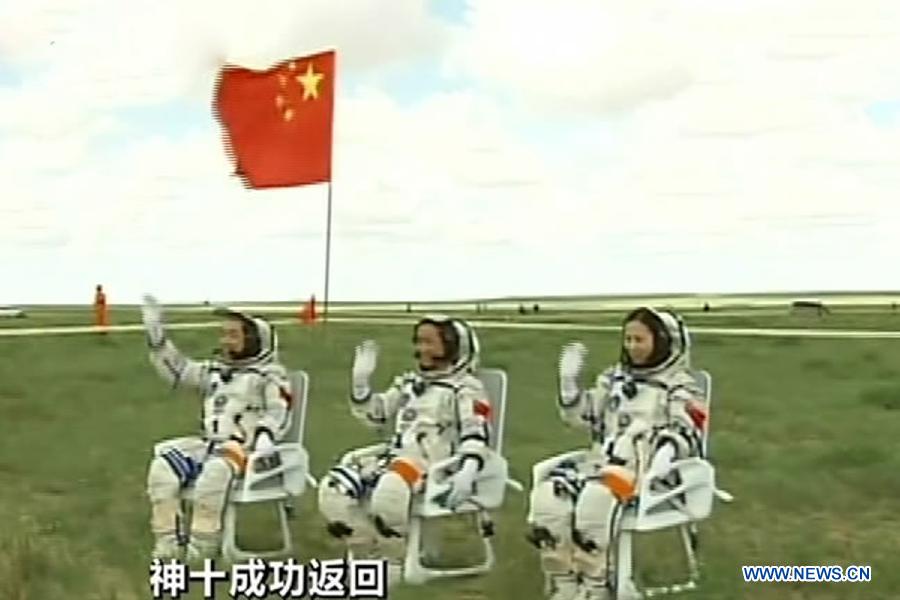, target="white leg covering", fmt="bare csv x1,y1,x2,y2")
151,535,181,560
369,471,413,564
190,456,235,540
318,467,379,558
573,481,617,582
148,437,208,559
527,480,579,600
147,456,182,537
574,578,611,600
